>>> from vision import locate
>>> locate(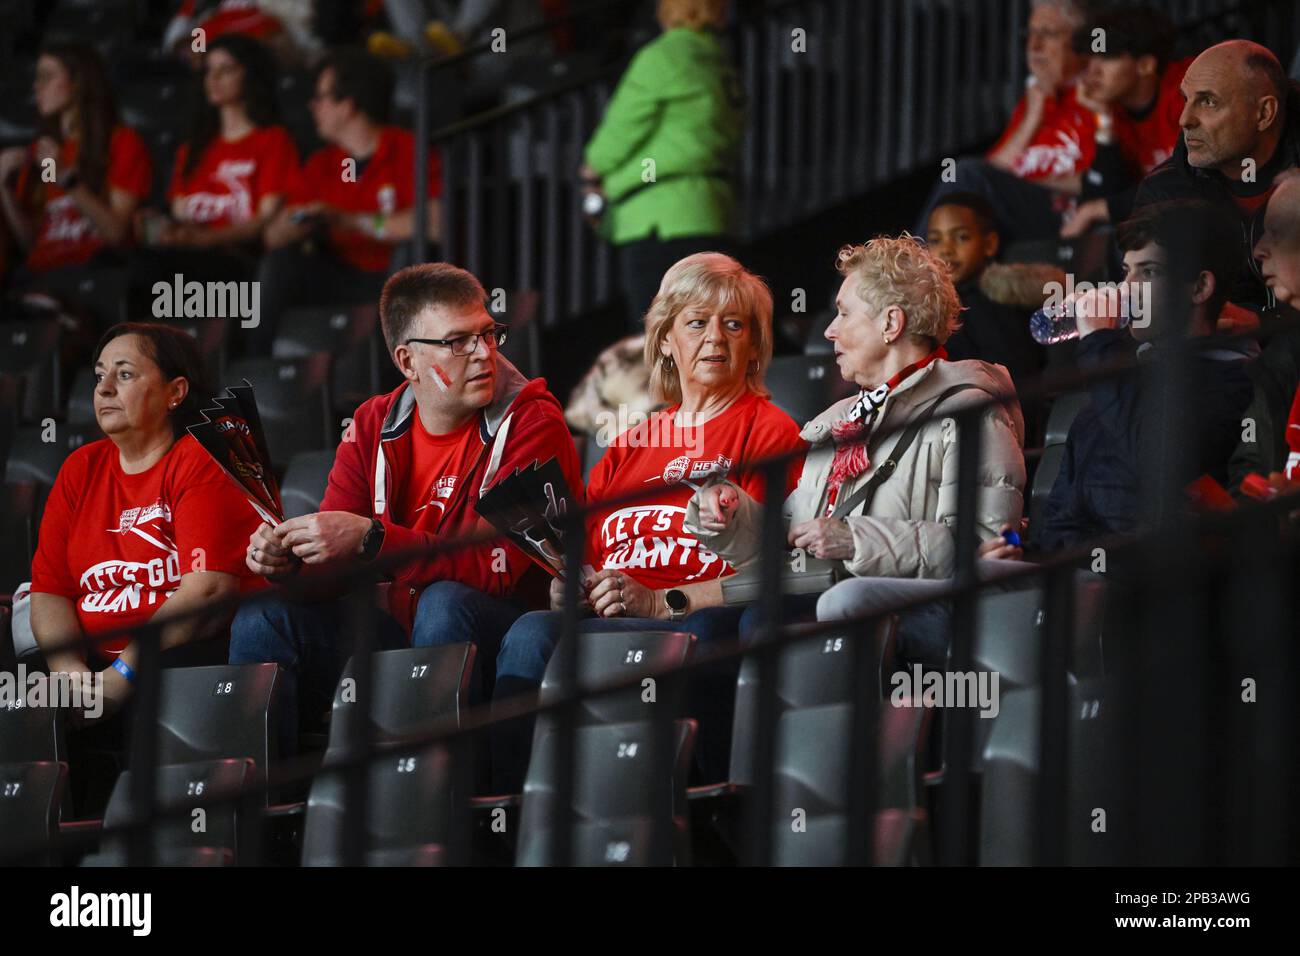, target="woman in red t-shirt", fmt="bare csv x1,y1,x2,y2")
0,42,150,280
147,34,298,254
490,253,804,788
28,323,264,728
